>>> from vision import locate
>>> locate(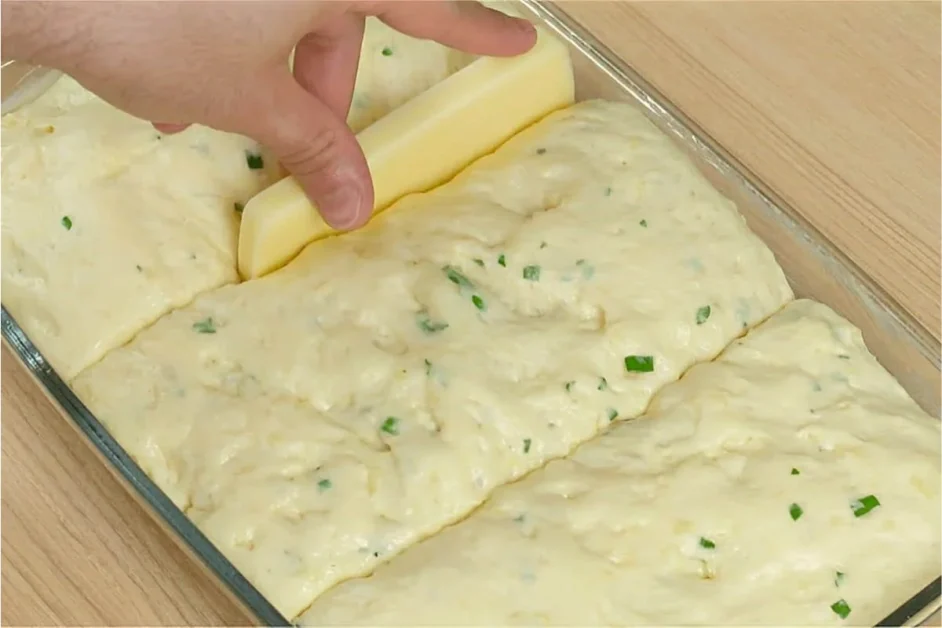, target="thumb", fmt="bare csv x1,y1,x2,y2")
241,70,373,231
